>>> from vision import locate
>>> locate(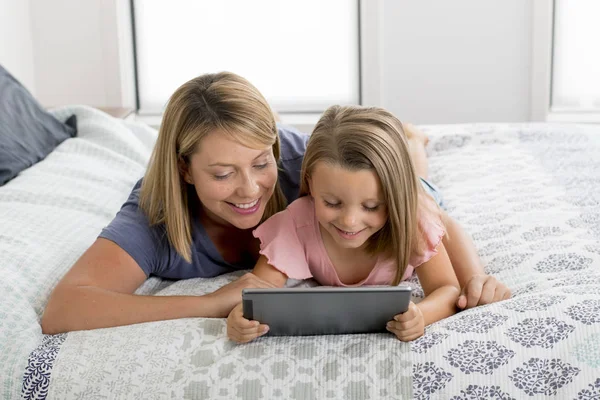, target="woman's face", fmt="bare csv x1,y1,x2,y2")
183,130,278,230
